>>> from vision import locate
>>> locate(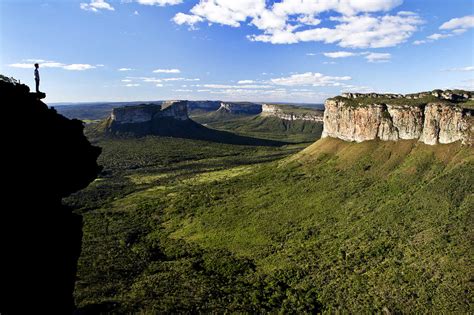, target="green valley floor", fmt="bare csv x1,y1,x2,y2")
67,135,473,313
